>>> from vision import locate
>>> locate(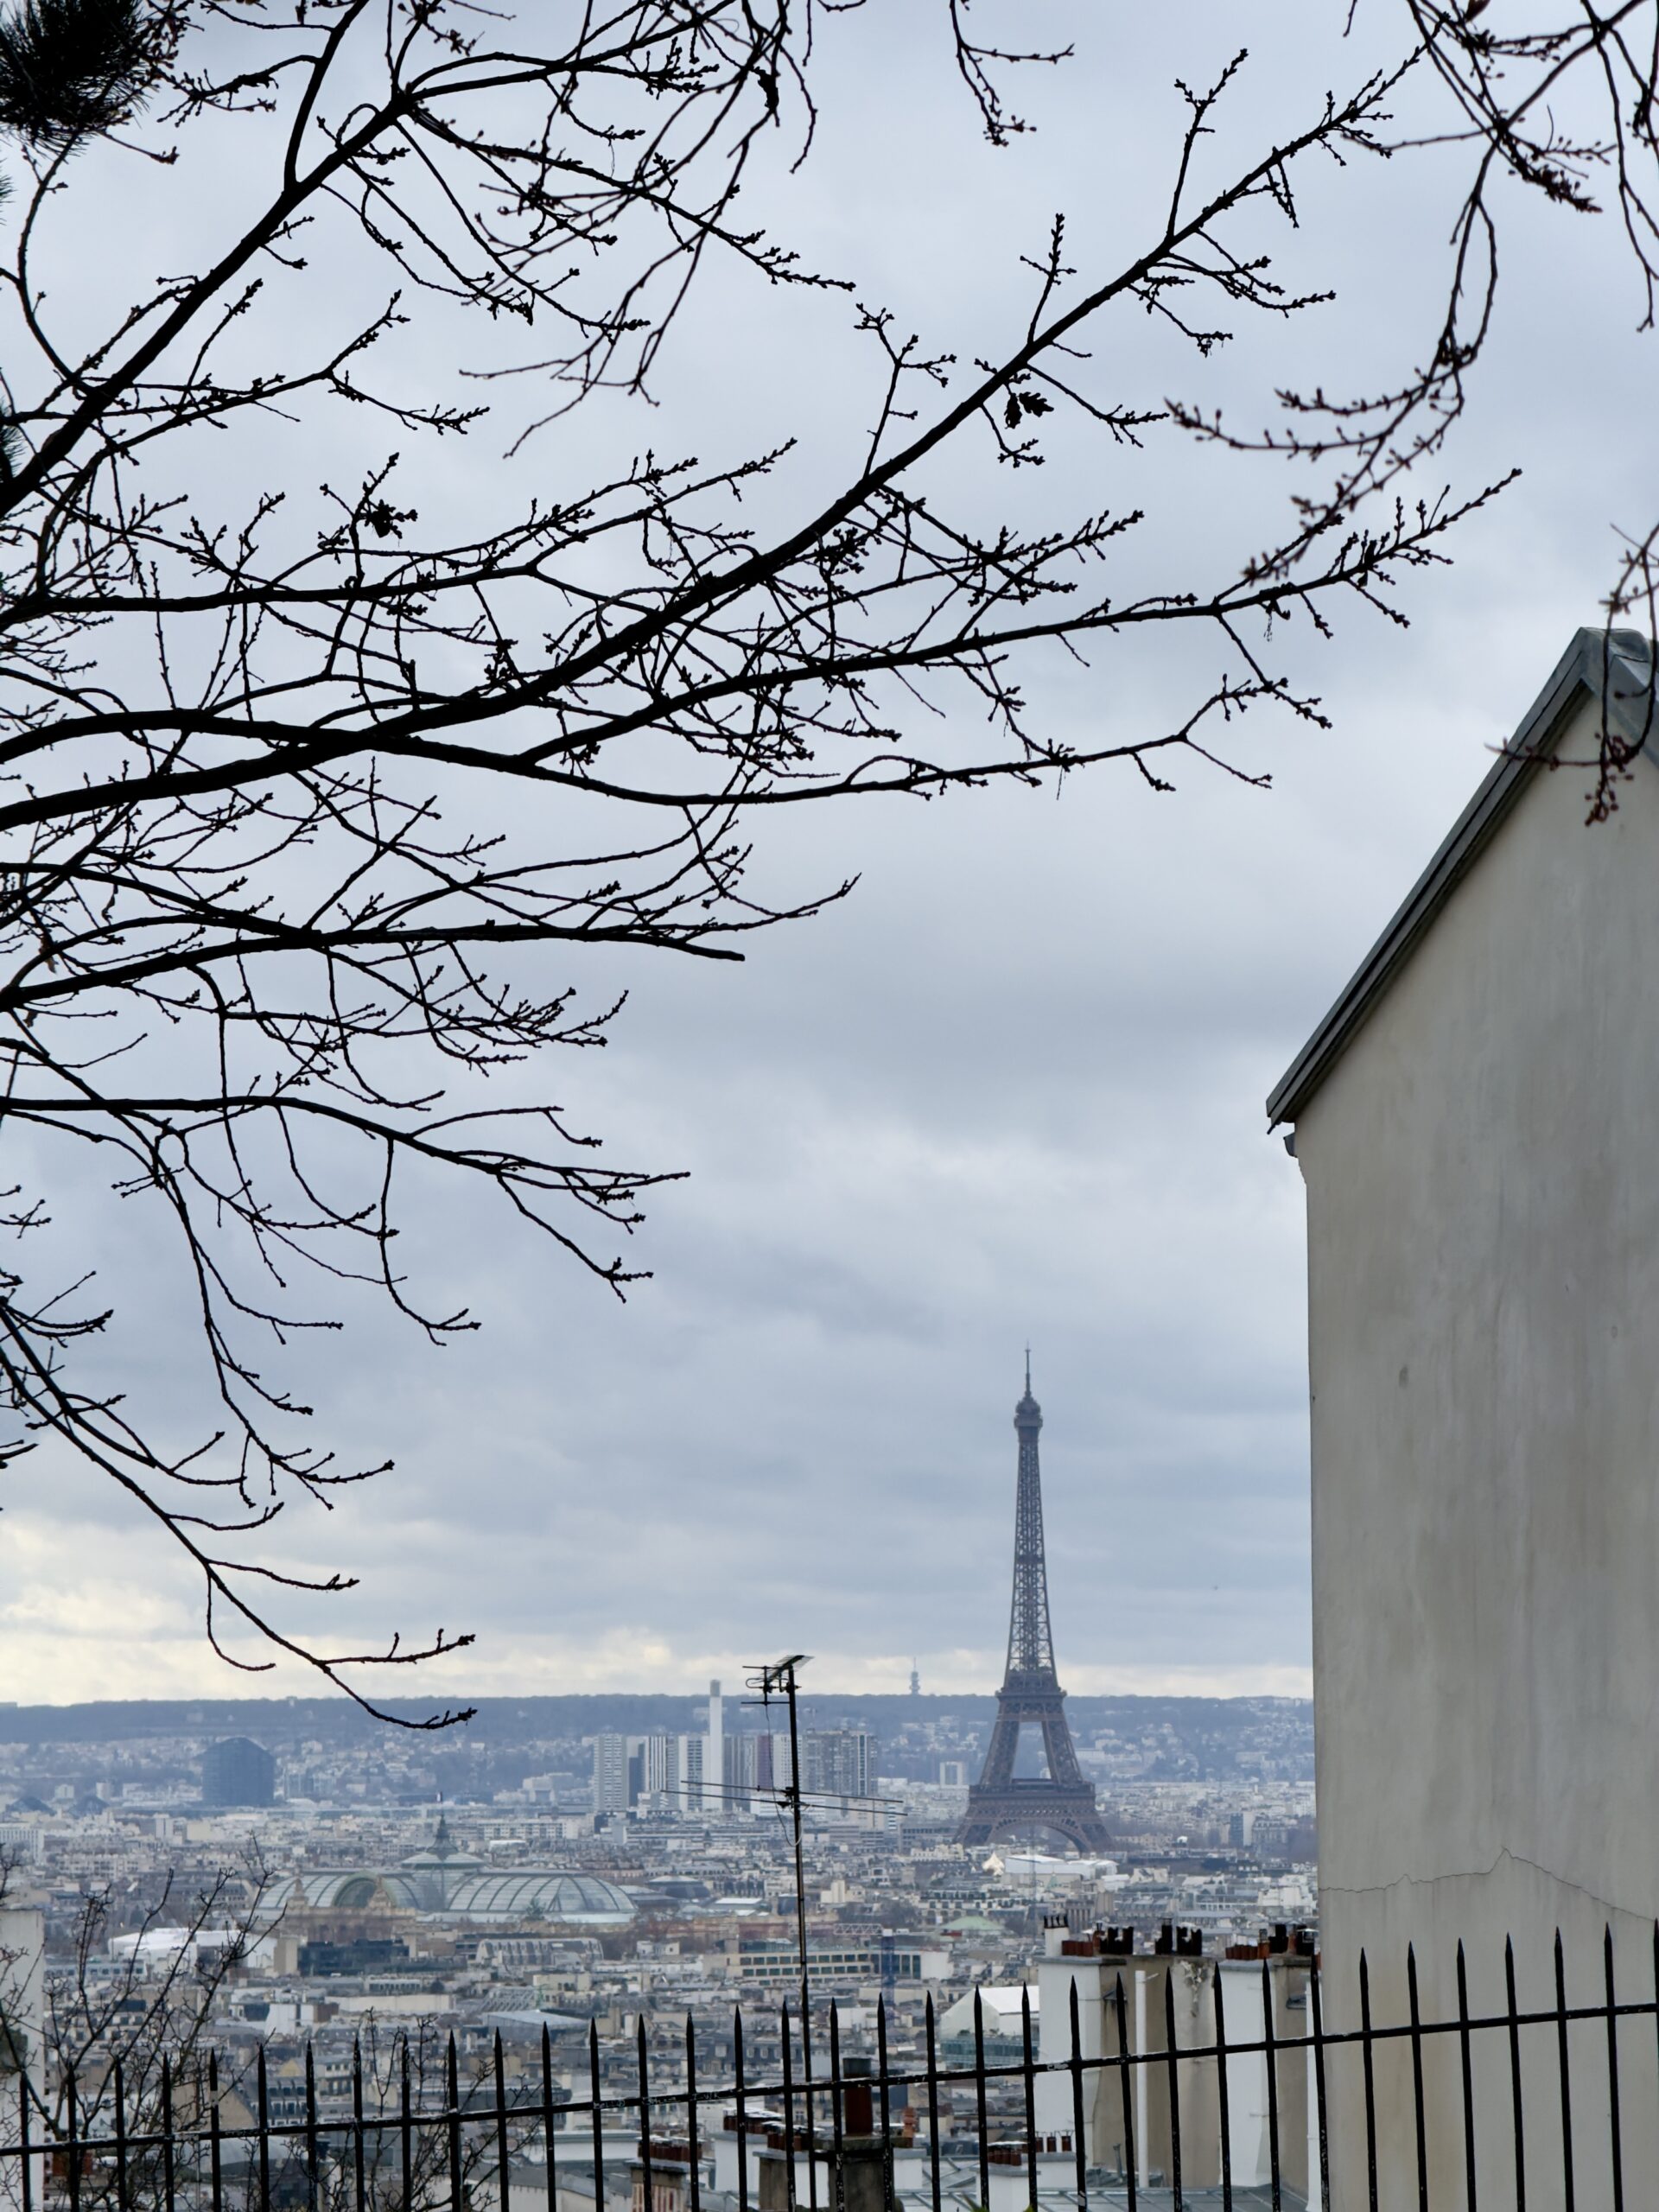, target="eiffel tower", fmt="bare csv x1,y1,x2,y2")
957,1362,1110,1853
